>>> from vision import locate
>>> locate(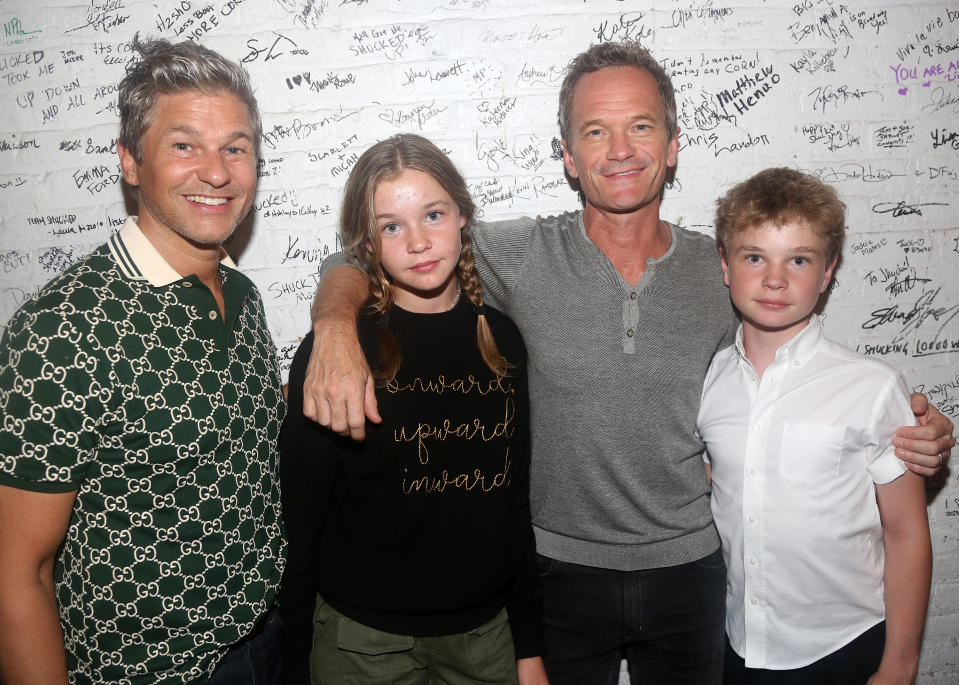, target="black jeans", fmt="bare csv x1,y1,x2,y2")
207,609,282,685
539,548,726,685
723,621,885,685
